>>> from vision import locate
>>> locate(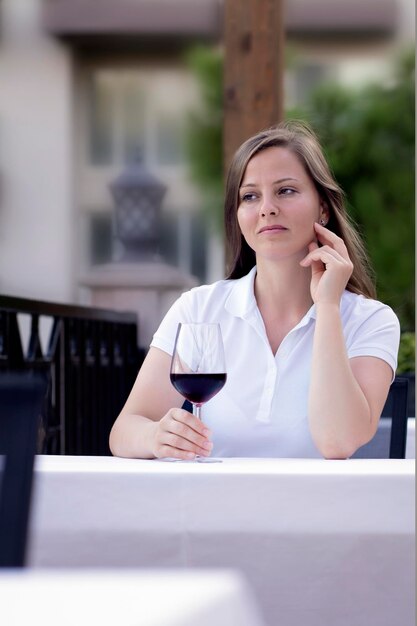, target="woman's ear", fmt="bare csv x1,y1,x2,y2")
319,200,330,226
